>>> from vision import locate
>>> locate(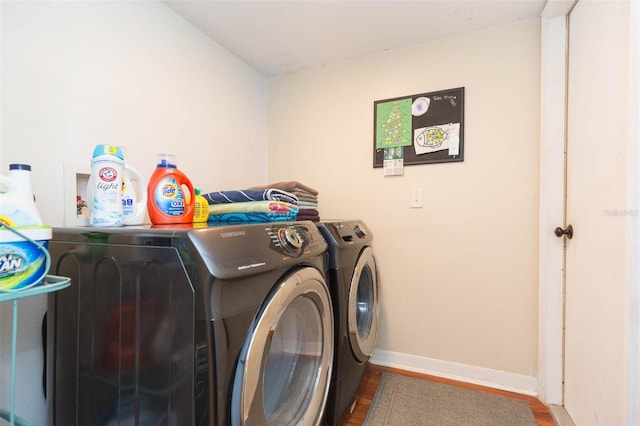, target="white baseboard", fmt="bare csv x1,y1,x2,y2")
369,349,538,397
549,405,575,426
